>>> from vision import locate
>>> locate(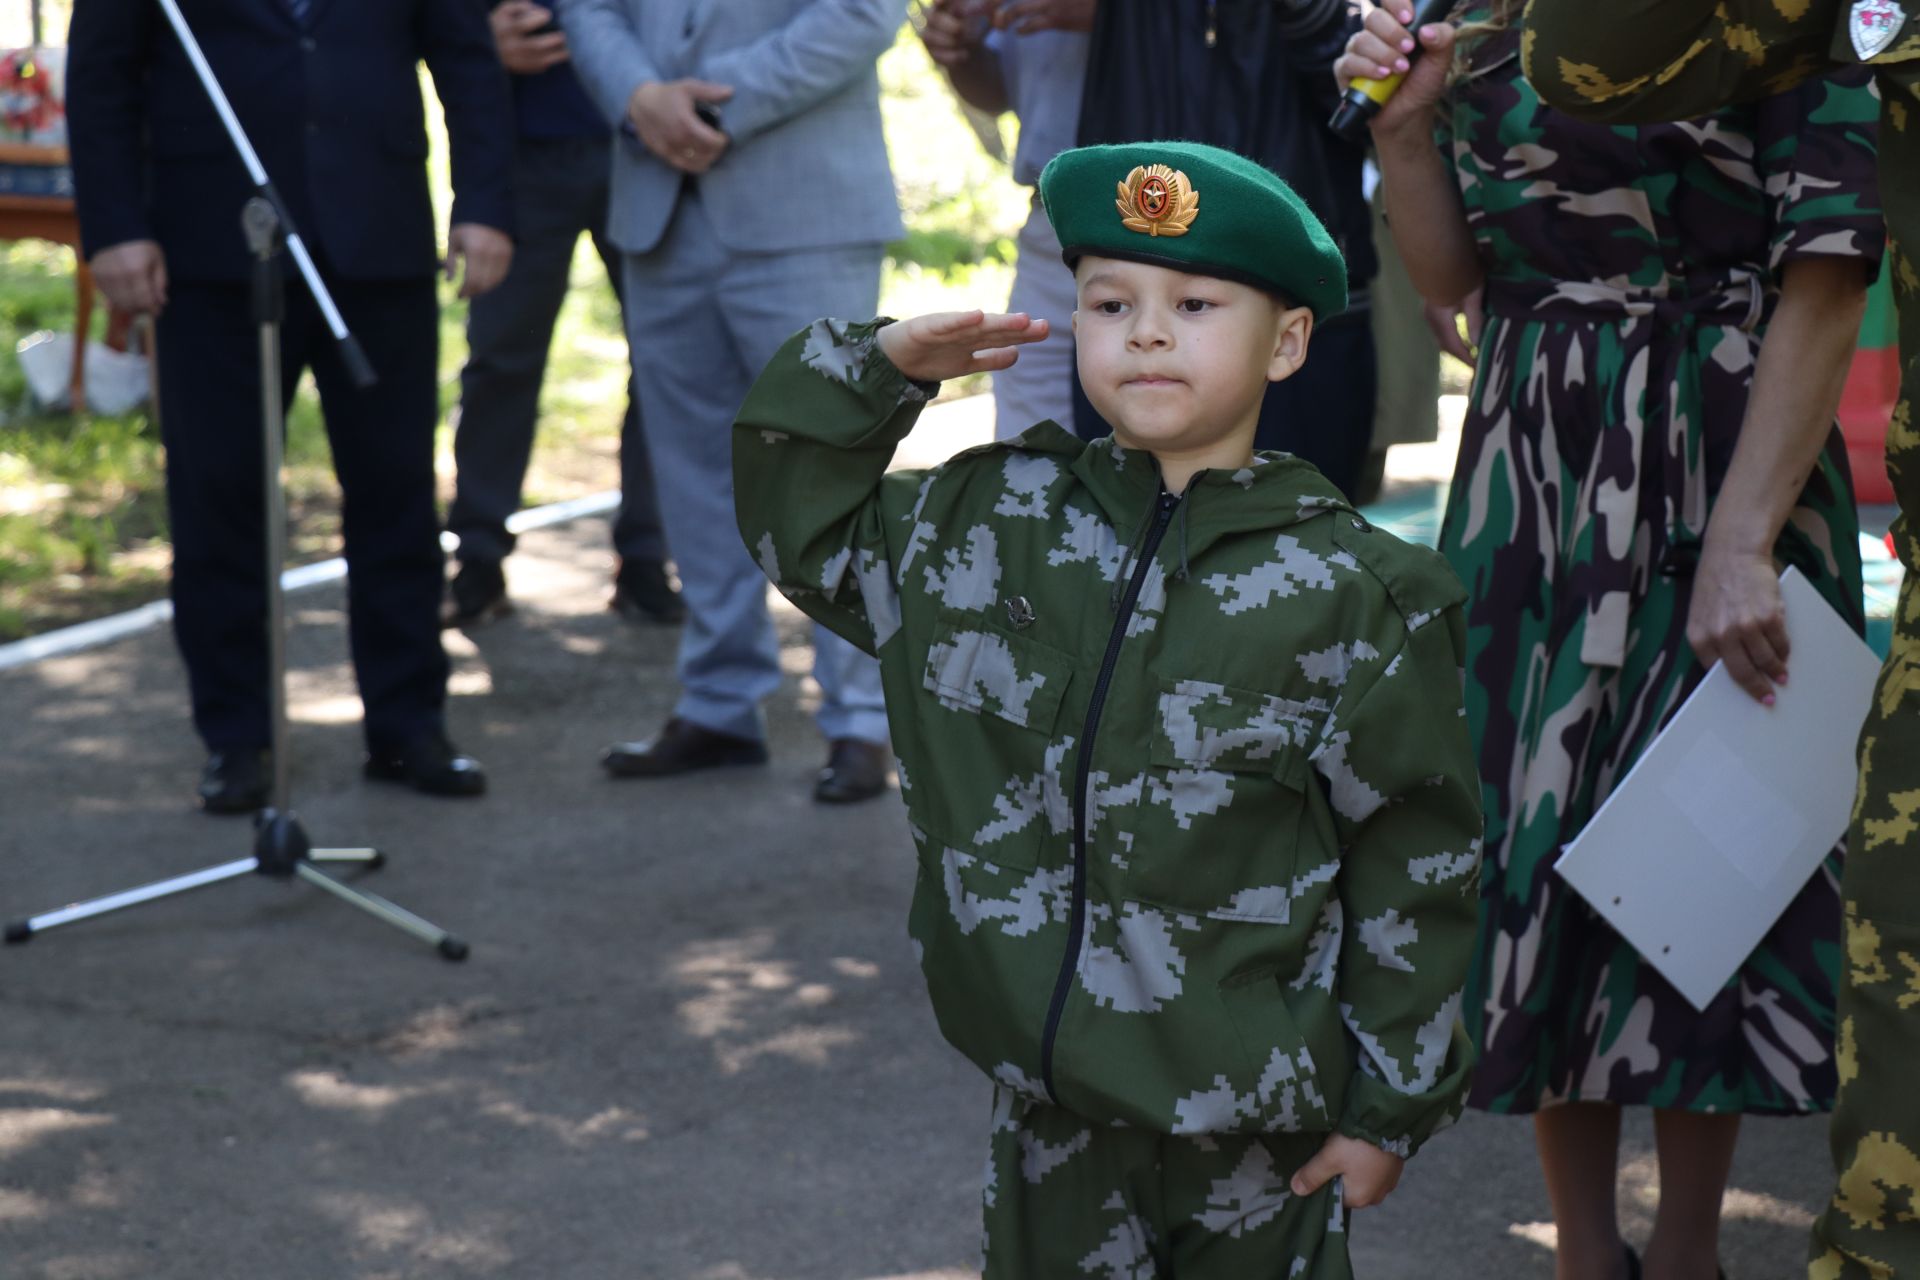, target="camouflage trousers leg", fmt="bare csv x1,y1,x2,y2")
1810,587,1920,1280
979,1087,1353,1280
